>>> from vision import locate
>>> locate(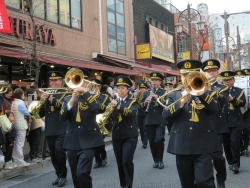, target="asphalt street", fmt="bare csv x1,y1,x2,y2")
0,135,249,188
